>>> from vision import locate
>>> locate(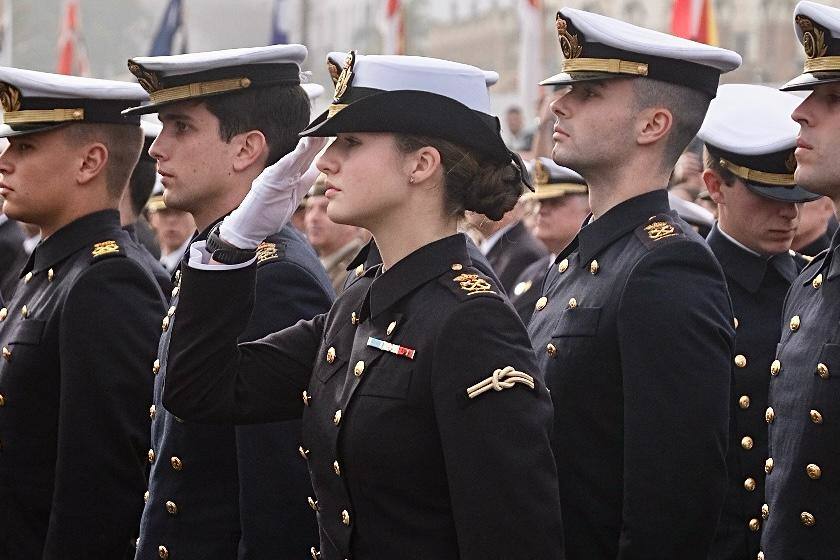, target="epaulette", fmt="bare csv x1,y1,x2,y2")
635,213,686,250
441,266,503,301
256,240,285,266
89,239,126,263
